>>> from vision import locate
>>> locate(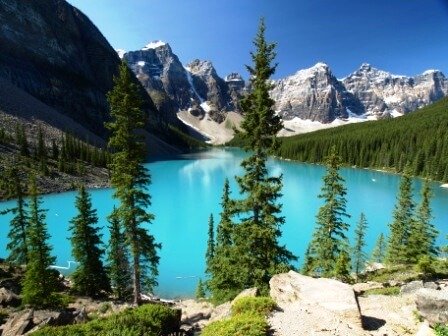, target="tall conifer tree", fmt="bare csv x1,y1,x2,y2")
352,213,368,279
306,147,351,276
22,176,61,308
205,214,215,273
386,166,415,265
229,19,296,294
106,61,160,304
407,180,438,262
6,169,29,265
69,185,110,297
